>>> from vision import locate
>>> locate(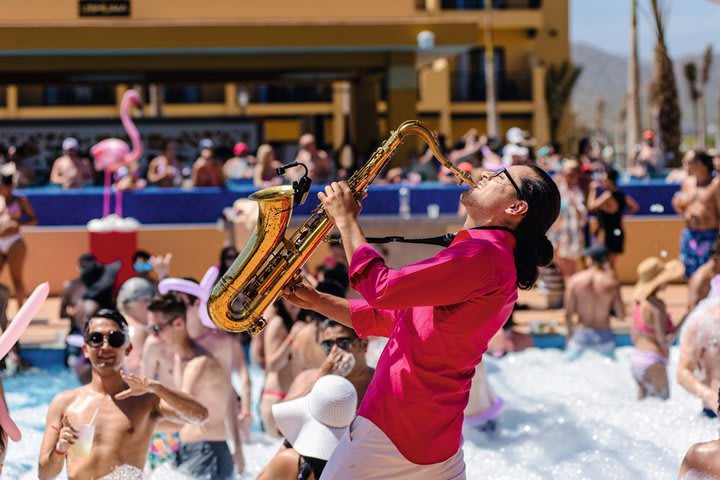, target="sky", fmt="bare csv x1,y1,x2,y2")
570,0,720,60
